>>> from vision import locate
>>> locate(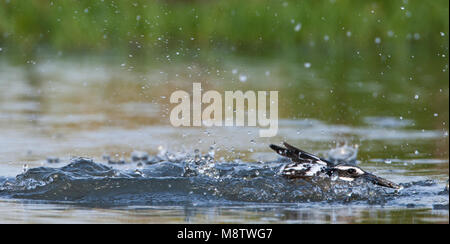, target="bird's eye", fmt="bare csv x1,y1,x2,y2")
347,168,356,174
